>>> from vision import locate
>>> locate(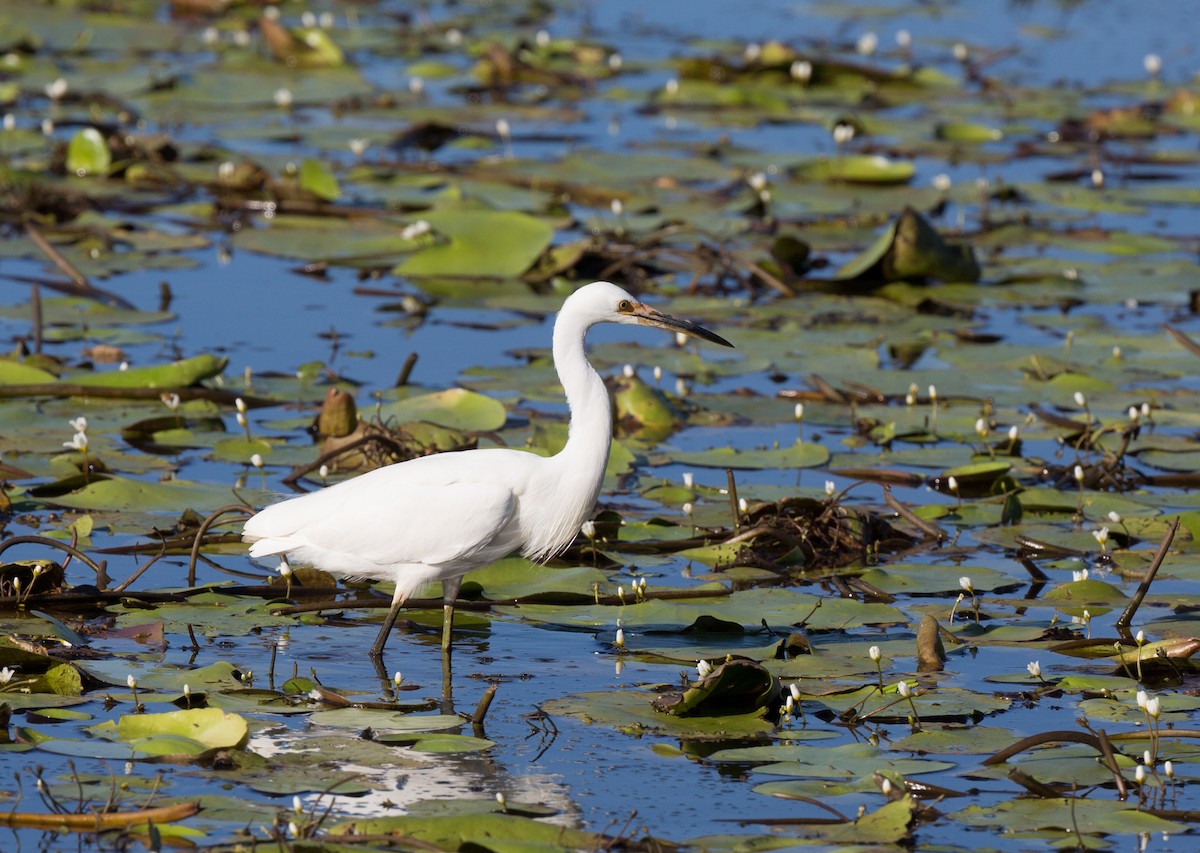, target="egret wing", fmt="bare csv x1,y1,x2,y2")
245,469,517,569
